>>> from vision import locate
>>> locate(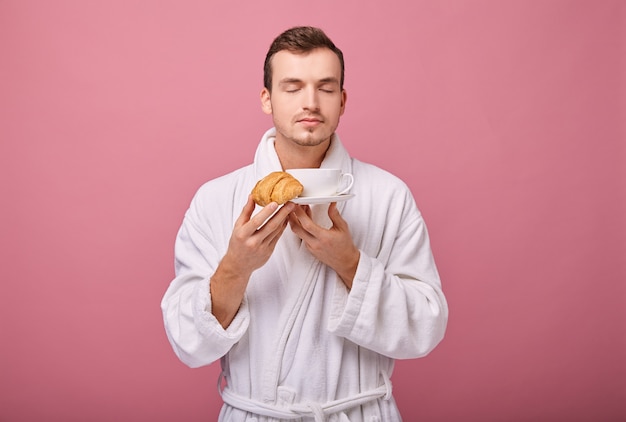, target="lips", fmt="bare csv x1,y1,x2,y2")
297,116,323,125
